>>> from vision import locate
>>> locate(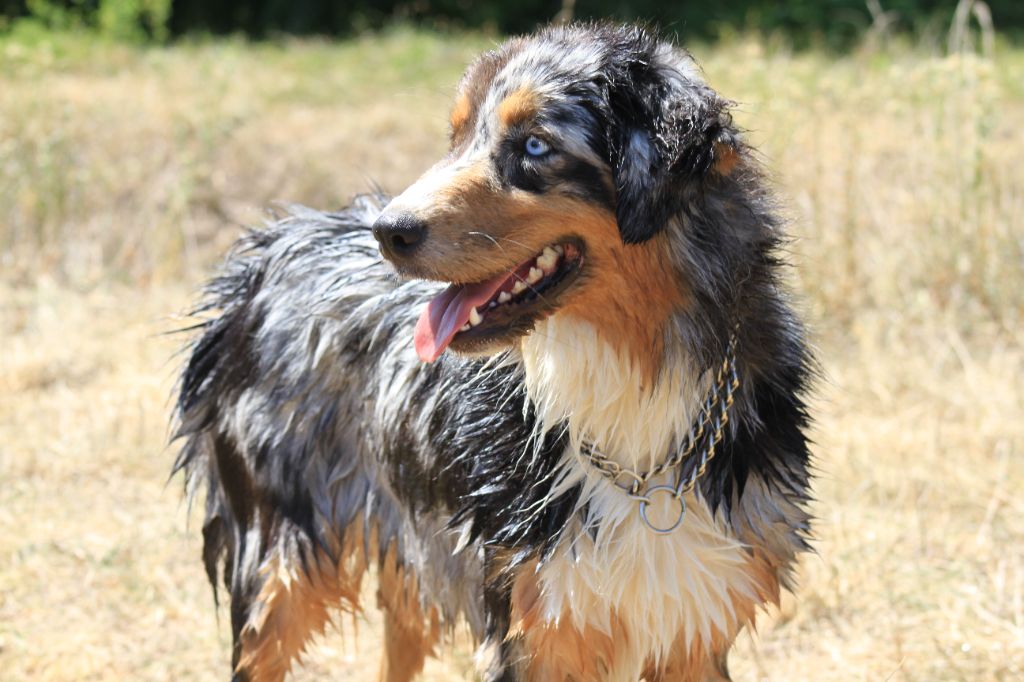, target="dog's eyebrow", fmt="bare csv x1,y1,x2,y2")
450,92,472,134
497,87,539,129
